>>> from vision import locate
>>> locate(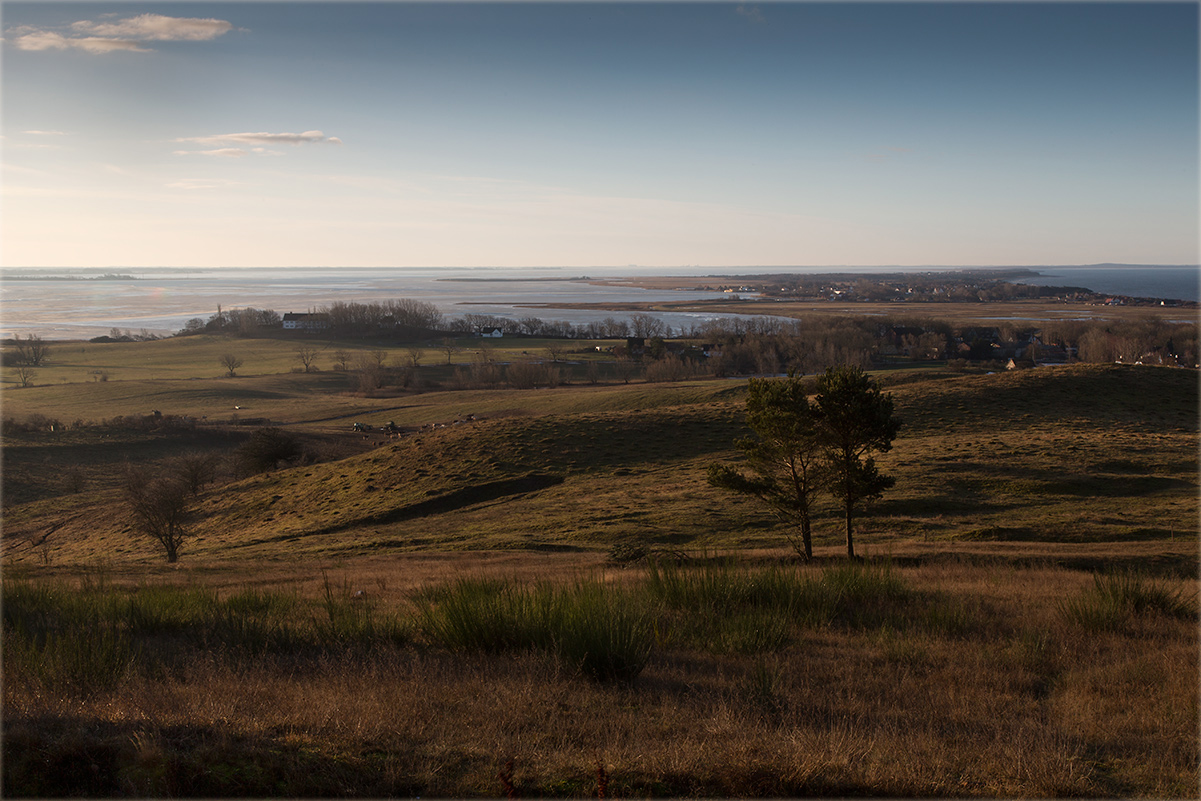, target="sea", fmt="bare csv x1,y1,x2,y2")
1,264,1197,341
